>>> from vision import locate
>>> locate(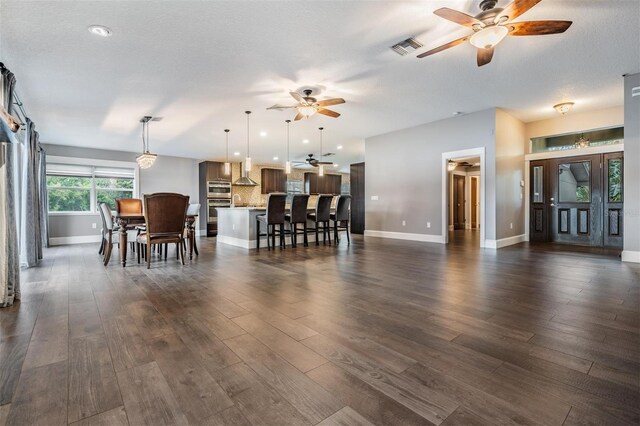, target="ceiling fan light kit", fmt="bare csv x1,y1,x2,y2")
267,89,345,121
418,0,573,66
